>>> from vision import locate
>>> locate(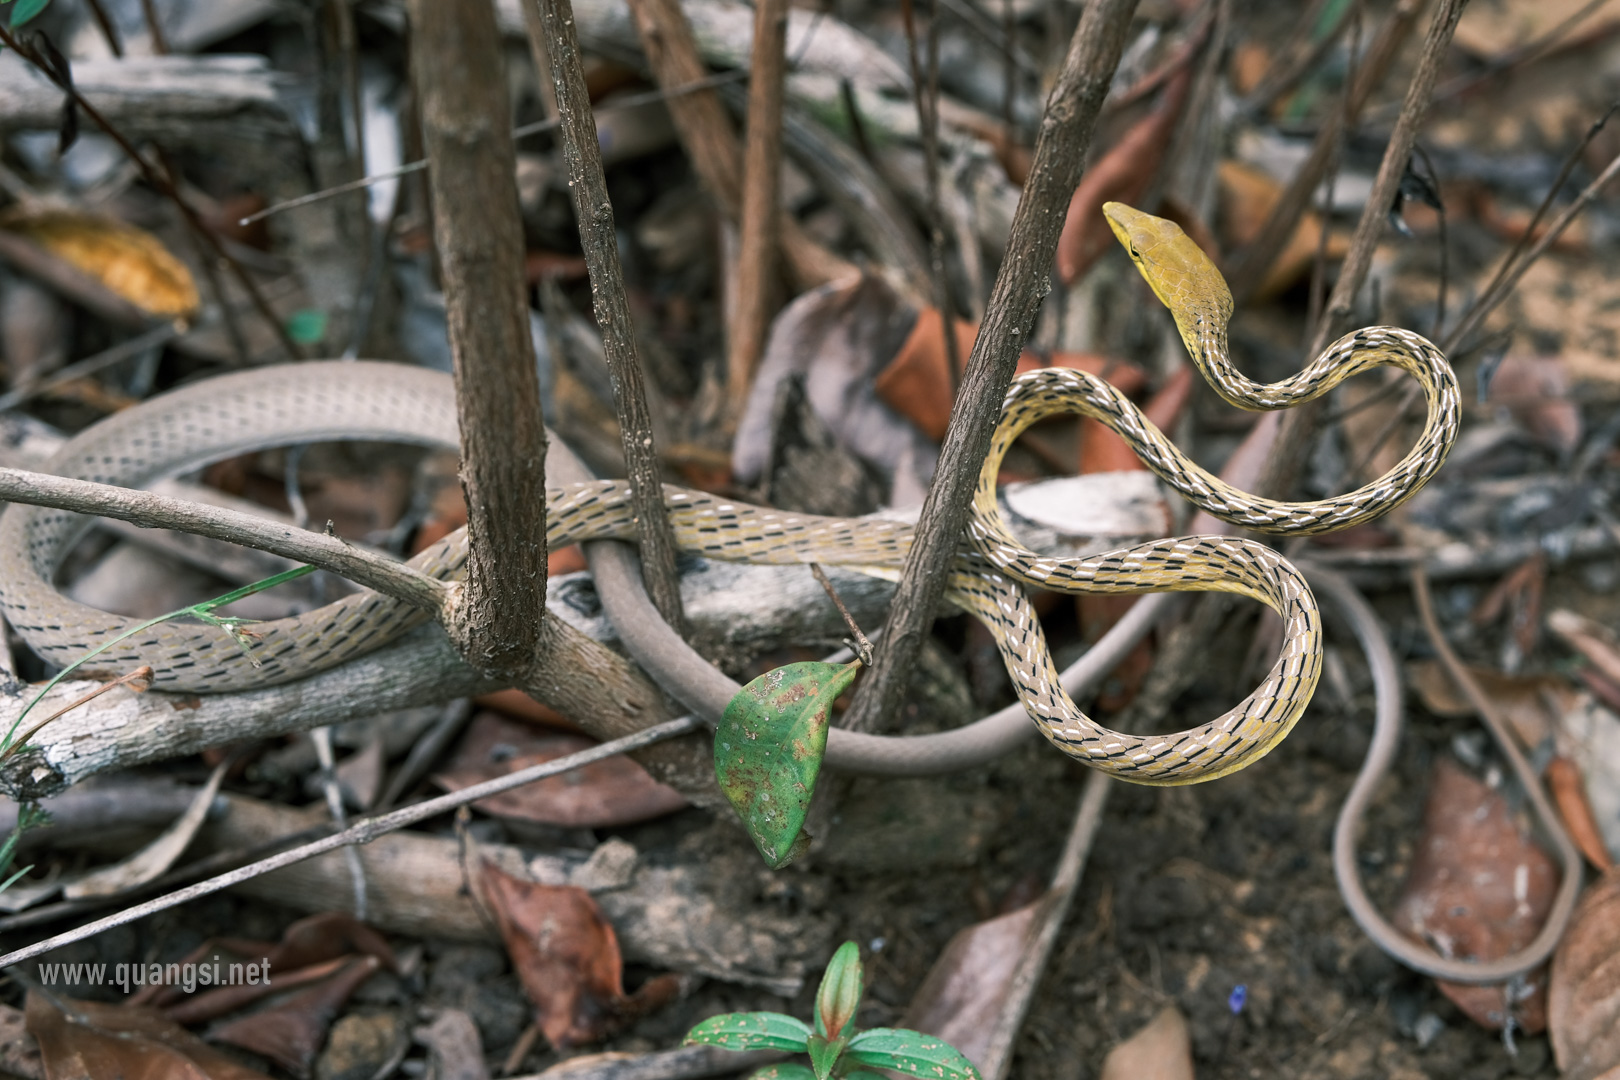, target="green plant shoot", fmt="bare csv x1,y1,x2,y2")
685,941,979,1080
0,564,316,755
714,660,859,868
